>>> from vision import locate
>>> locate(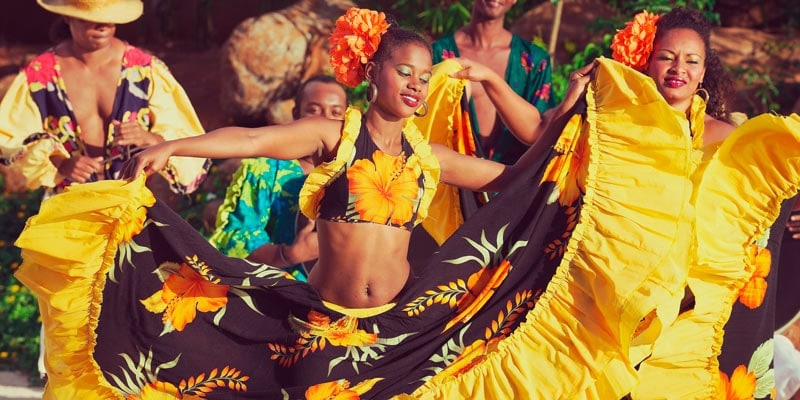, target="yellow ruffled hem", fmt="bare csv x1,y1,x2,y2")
14,175,155,399
394,58,699,399
634,113,800,399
